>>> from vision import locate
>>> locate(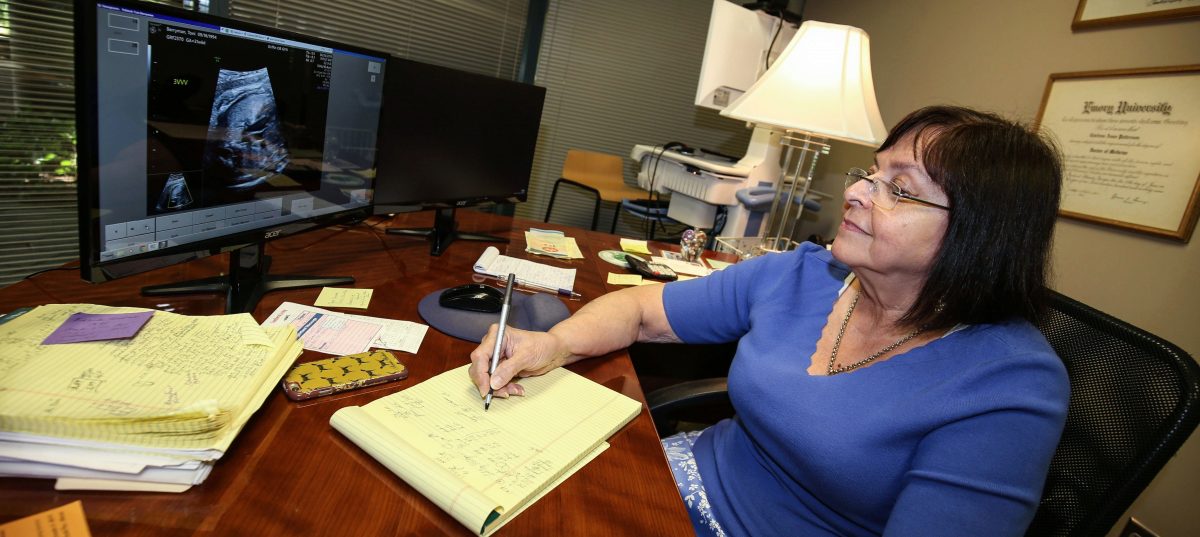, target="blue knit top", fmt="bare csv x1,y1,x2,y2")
662,243,1069,536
